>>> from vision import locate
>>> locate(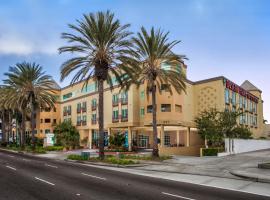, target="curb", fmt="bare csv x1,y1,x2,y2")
230,170,270,183
64,159,149,168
